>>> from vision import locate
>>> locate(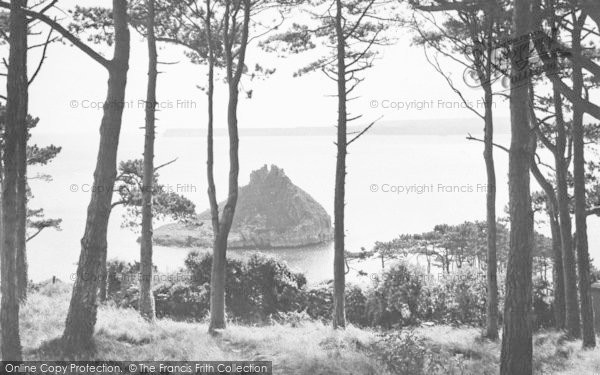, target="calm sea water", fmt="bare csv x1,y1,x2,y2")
26,130,600,285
